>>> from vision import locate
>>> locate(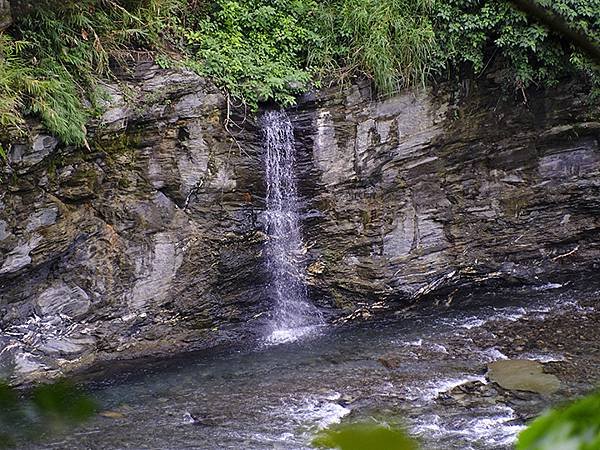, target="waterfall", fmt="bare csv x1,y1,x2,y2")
261,110,322,344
